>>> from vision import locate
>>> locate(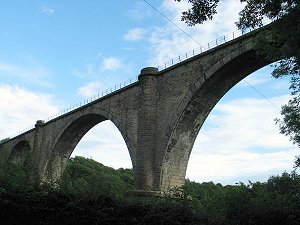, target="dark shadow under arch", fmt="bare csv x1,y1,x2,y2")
9,140,31,165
